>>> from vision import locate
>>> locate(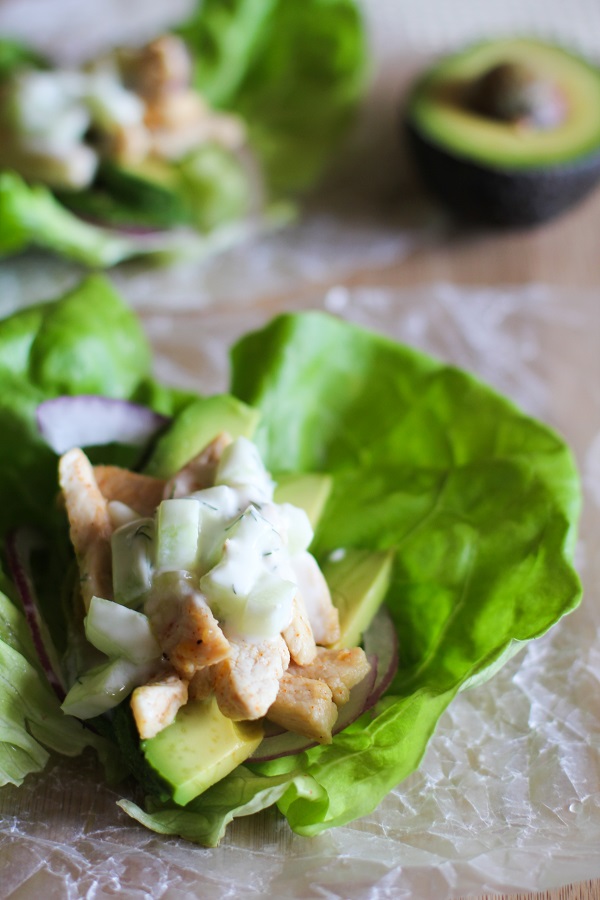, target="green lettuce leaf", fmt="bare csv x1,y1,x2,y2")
0,38,46,82
0,172,159,266
0,575,113,787
0,273,153,539
179,0,368,193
